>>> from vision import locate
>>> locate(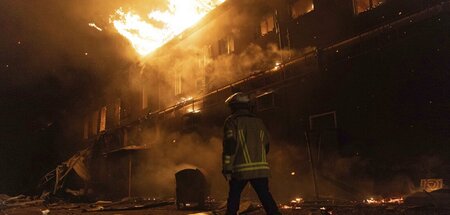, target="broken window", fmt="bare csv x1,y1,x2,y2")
260,14,275,36
206,45,213,61
308,111,339,163
114,99,121,126
256,91,278,111
218,36,235,55
182,100,202,131
196,46,210,92
218,38,227,55
200,45,212,68
227,36,235,54
309,111,337,131
291,0,314,19
99,106,107,132
353,0,385,14
210,42,219,58
107,99,121,129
